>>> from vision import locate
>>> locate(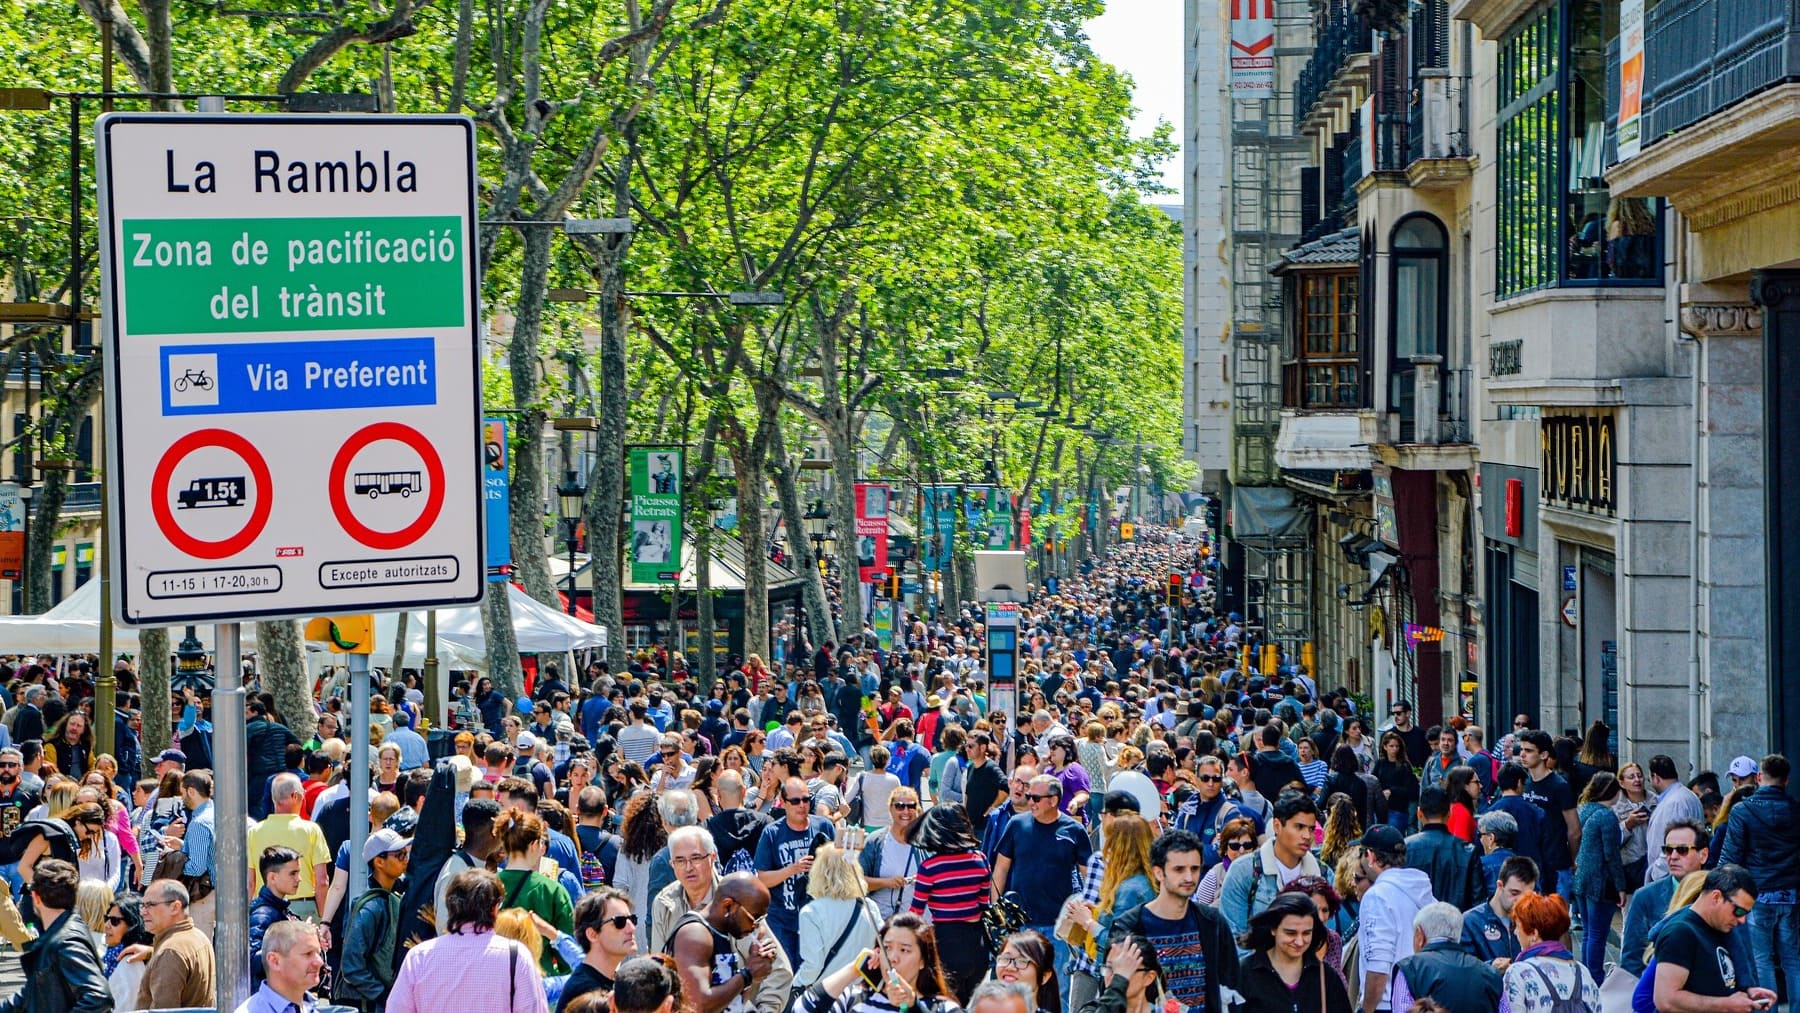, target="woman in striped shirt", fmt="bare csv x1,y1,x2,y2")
908,805,991,1005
